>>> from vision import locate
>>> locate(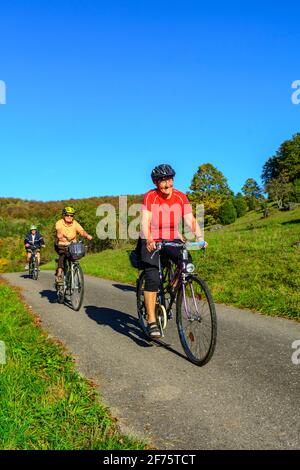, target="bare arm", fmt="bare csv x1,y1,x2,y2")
76,223,93,240
140,209,156,251
183,212,205,242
